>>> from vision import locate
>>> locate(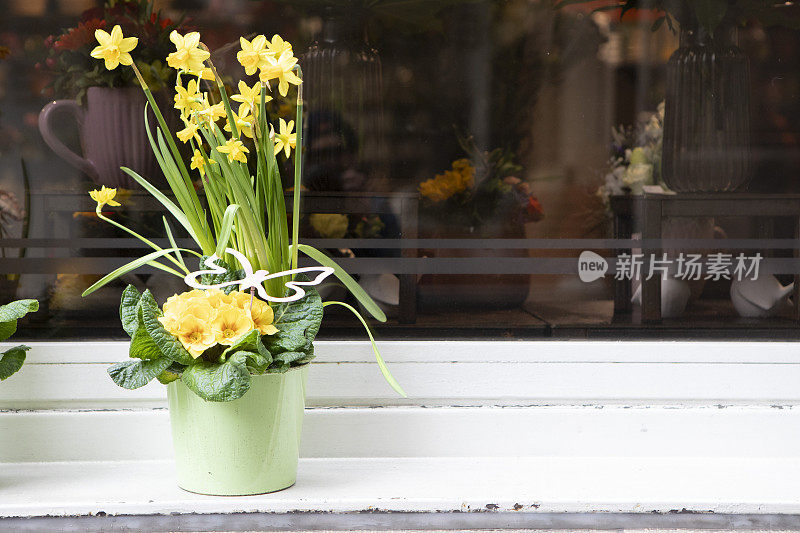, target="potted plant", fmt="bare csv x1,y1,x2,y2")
38,0,186,189
0,299,39,382
417,134,544,309
82,25,404,495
